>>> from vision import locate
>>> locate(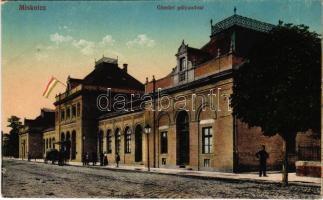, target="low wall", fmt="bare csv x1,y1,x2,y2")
296,161,321,177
